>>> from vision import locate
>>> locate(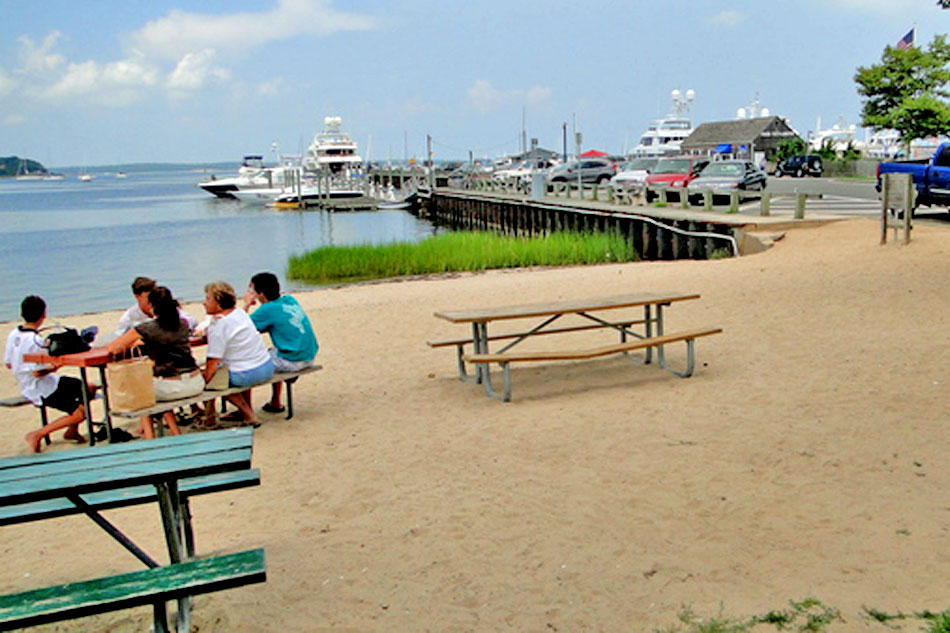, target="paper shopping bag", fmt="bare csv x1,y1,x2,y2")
204,366,229,390
106,356,156,412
